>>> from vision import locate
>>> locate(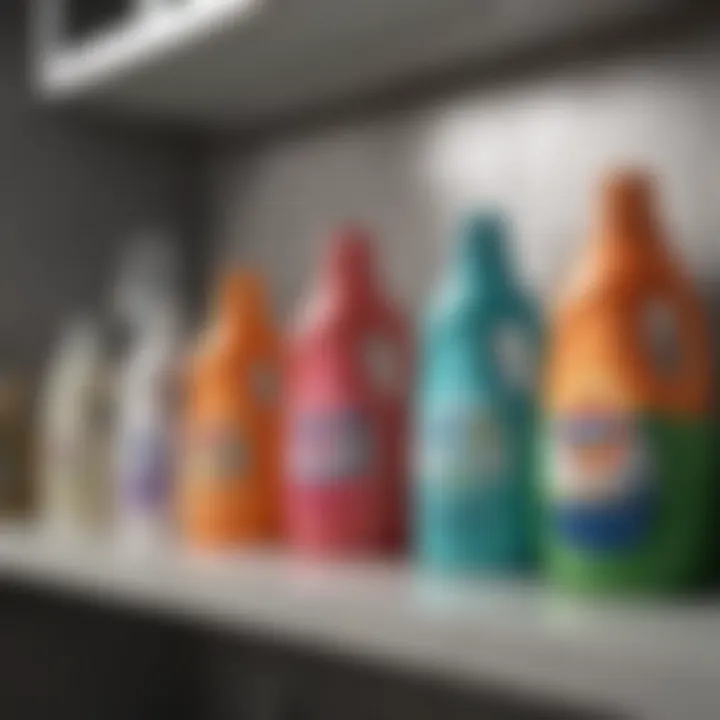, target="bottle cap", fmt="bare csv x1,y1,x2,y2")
453,211,512,288
596,169,657,241
218,272,268,318
321,225,376,297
